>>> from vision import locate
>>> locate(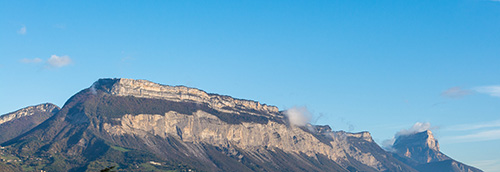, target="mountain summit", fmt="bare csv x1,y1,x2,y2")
393,130,449,164
0,78,482,172
392,130,482,172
